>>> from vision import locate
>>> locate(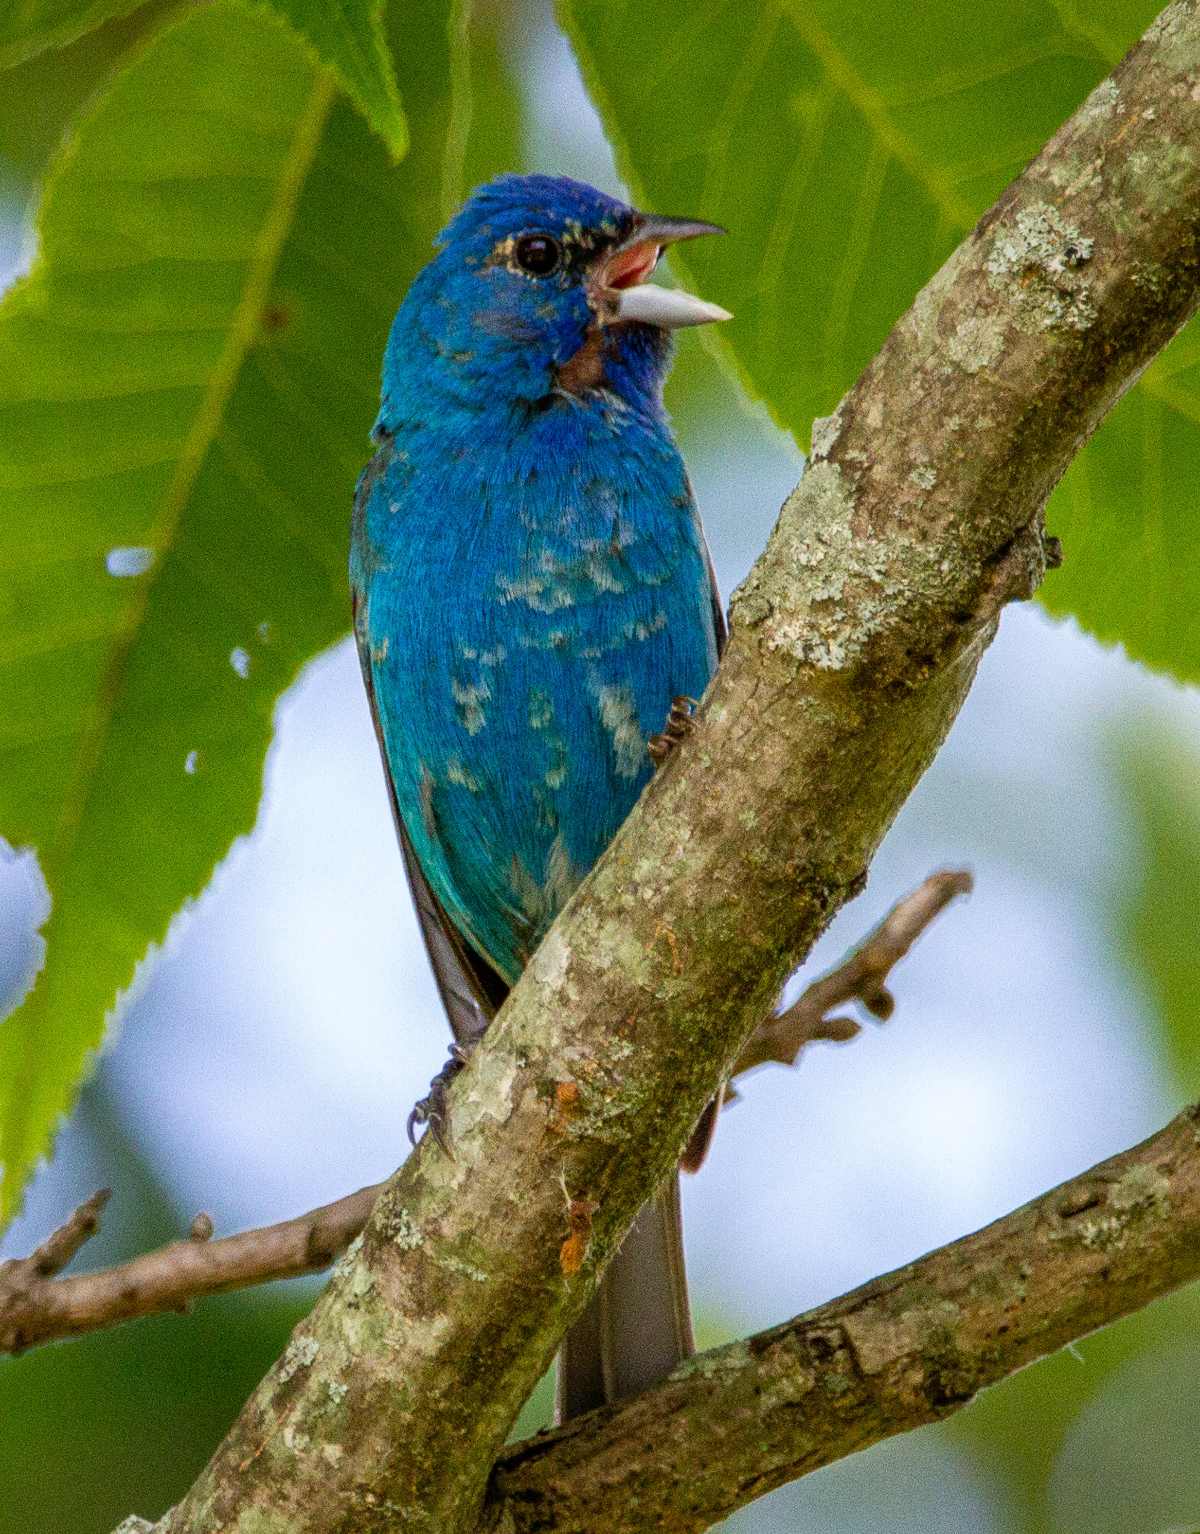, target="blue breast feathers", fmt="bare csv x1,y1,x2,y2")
352,392,717,983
